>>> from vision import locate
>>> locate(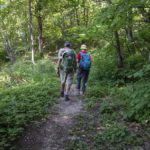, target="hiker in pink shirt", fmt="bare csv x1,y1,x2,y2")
76,44,92,96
